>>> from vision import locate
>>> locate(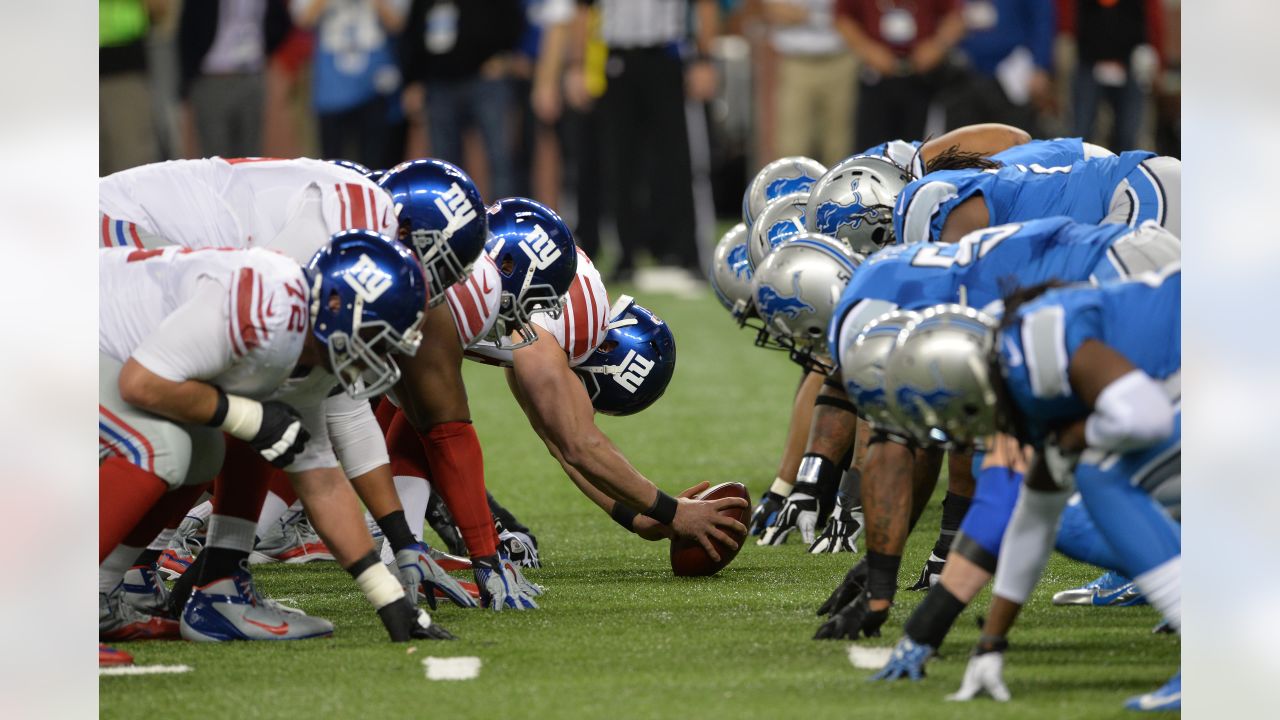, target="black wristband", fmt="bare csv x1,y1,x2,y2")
814,393,857,415
376,510,418,553
865,551,902,601
903,584,967,648
797,453,841,494
610,502,639,532
823,374,843,391
206,387,229,427
974,634,1009,655
344,549,382,579
642,490,679,526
